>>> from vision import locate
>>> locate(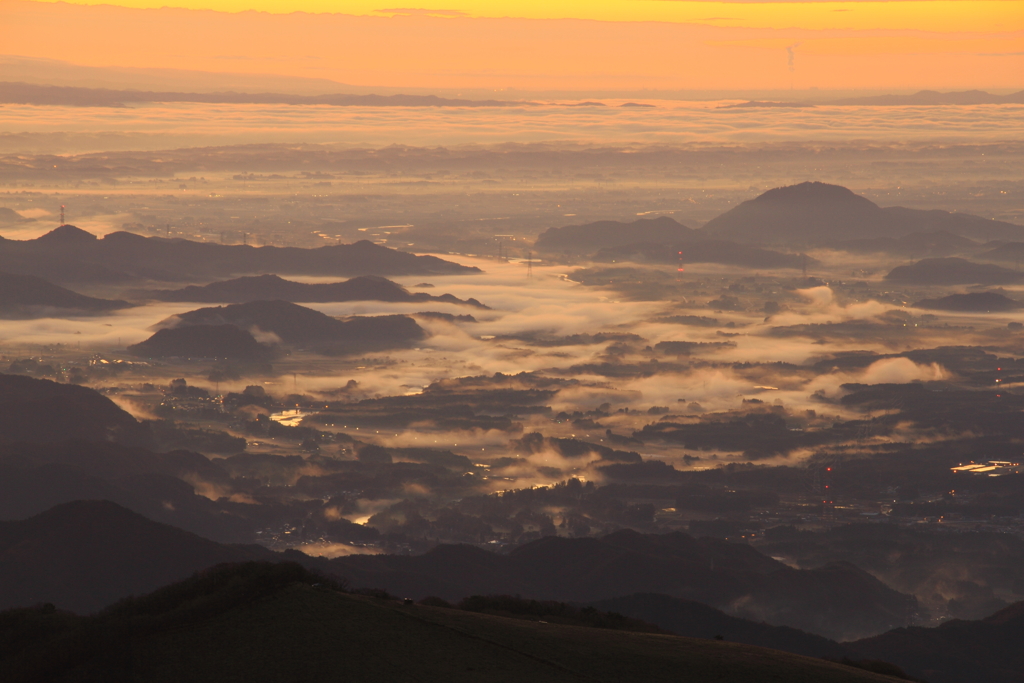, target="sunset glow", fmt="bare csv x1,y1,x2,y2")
21,0,1024,33
3,0,1023,90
